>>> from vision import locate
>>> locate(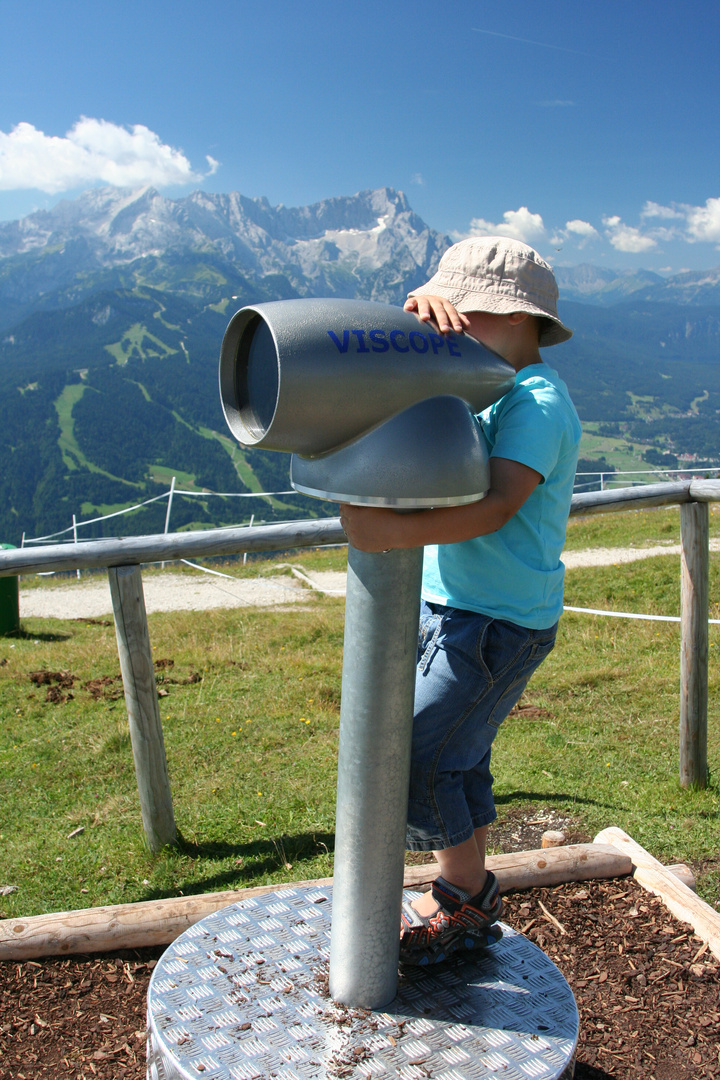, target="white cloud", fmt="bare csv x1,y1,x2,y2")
640,197,720,244
603,215,657,253
549,218,599,249
456,195,720,258
0,118,216,193
468,206,546,243
411,173,424,186
684,197,720,243
641,201,685,221
565,219,599,238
